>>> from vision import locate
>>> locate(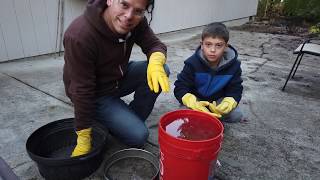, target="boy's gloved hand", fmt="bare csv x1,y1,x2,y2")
147,52,170,93
208,101,222,118
216,97,237,115
71,127,92,157
182,93,211,112
182,93,221,118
